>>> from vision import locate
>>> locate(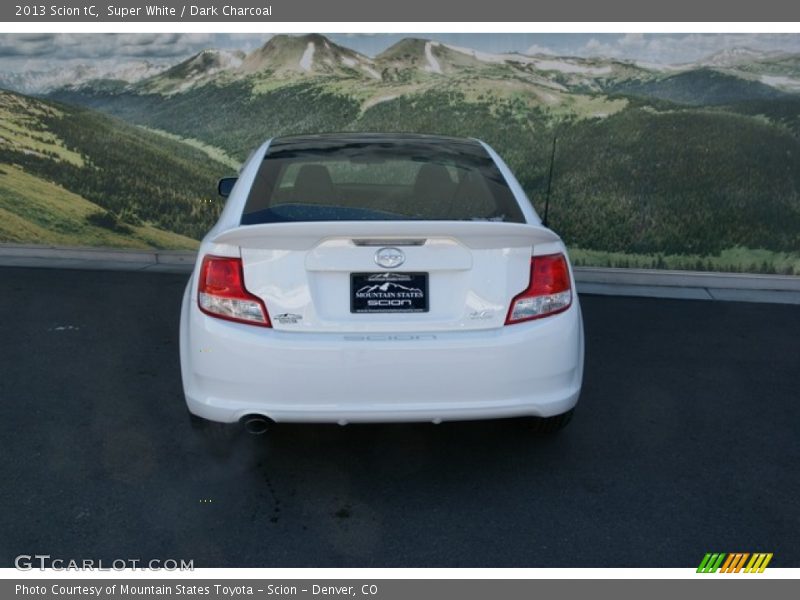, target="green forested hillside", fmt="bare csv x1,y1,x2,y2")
611,69,788,105
551,108,800,255
0,89,227,246
52,81,800,268
724,96,800,137
0,164,198,249
53,81,362,160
